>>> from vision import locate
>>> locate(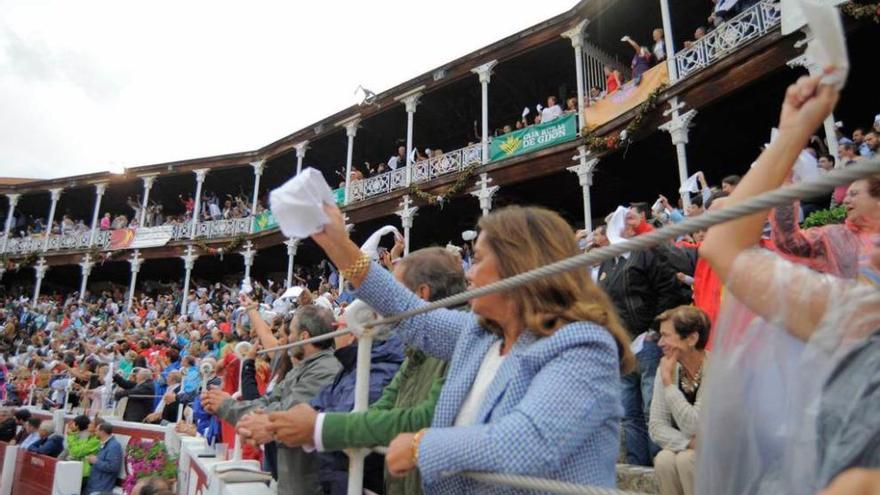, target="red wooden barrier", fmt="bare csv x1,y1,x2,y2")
113,424,164,443
13,451,57,495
